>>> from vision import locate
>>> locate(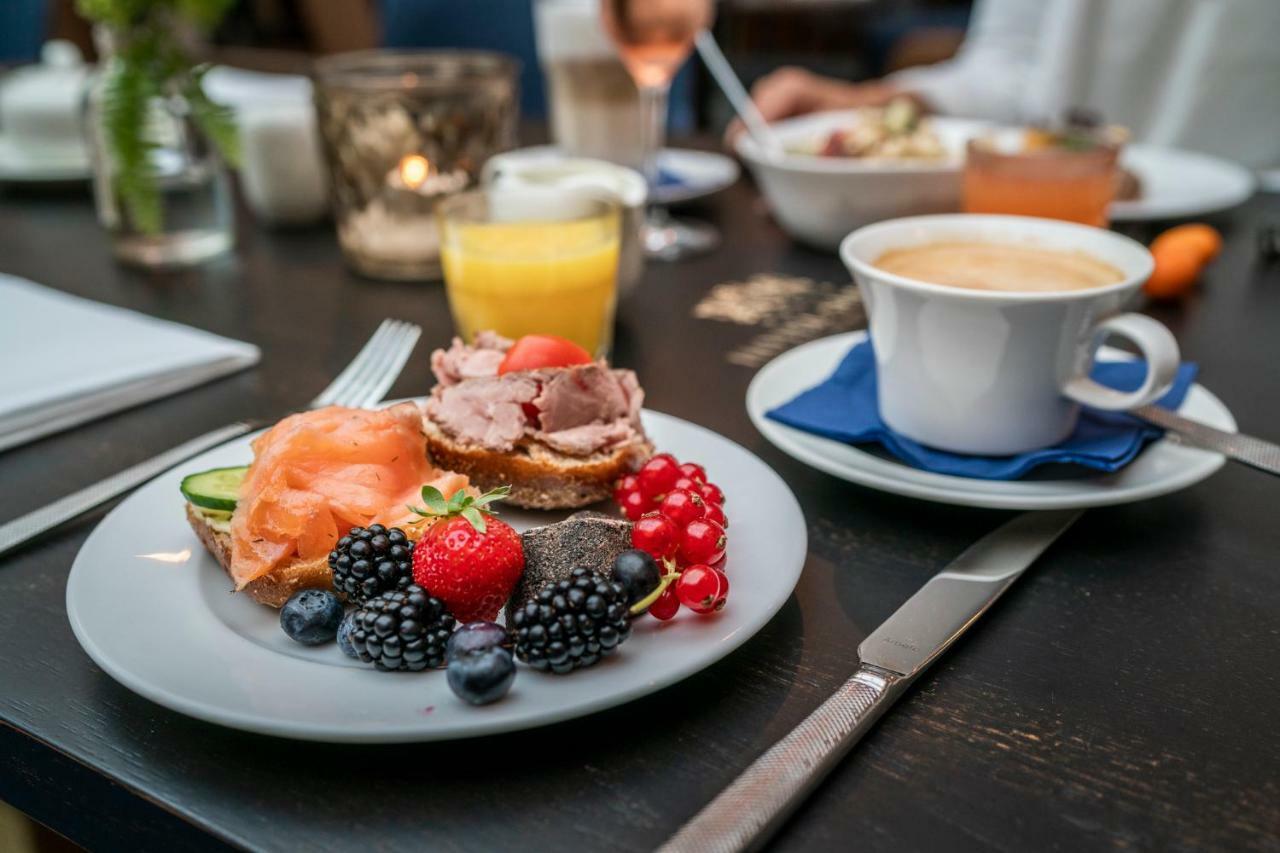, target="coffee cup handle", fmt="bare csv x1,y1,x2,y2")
1062,313,1181,411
